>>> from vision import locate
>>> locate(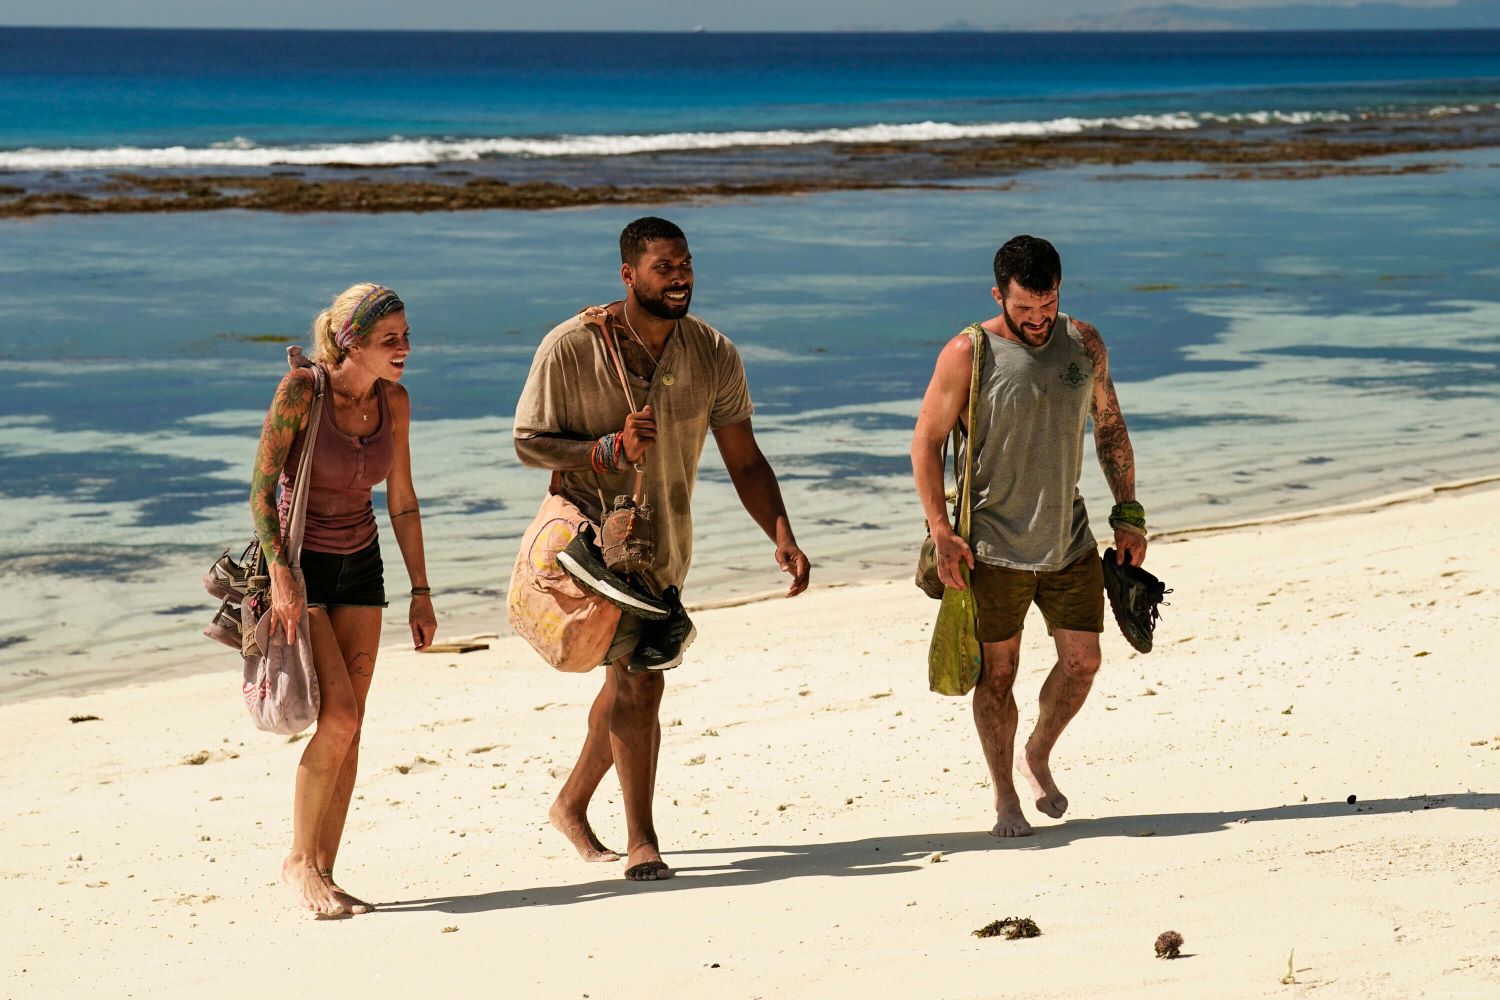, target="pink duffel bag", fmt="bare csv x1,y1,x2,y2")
507,487,621,672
